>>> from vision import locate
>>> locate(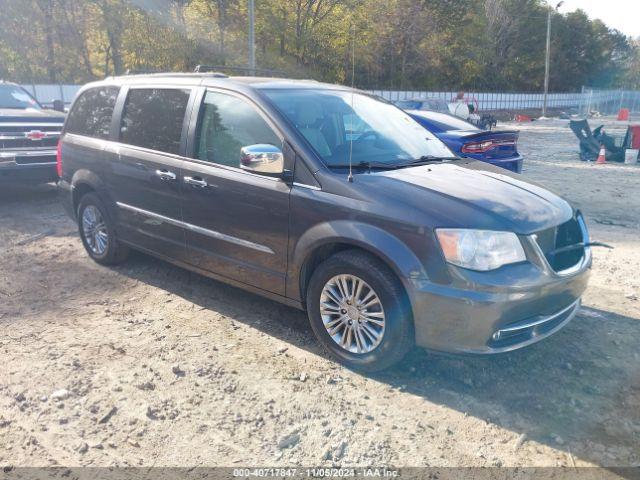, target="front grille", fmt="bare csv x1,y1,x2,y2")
535,215,585,272
0,124,62,132
0,124,61,150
